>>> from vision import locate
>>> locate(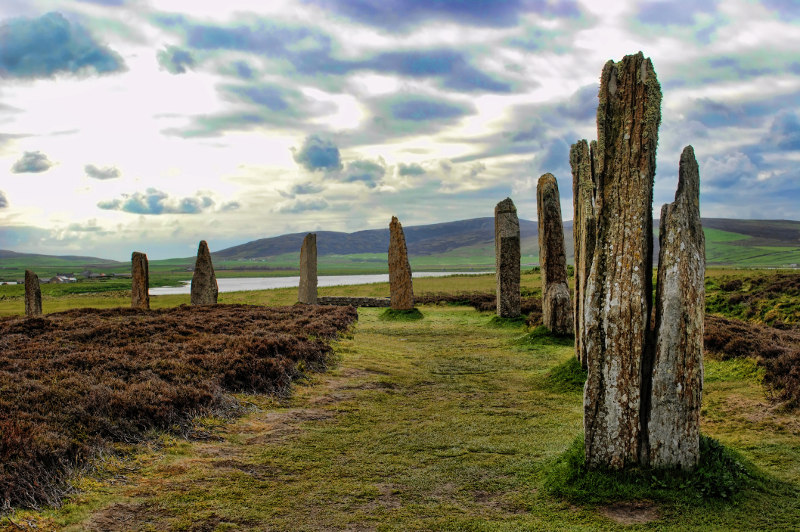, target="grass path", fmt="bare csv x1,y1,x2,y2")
8,305,800,530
